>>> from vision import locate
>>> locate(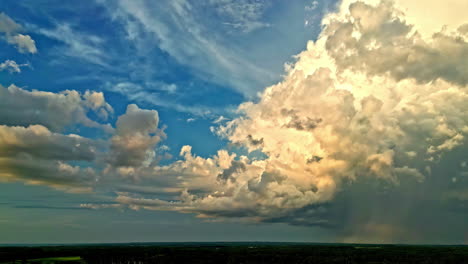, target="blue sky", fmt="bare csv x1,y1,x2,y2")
1,0,468,244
